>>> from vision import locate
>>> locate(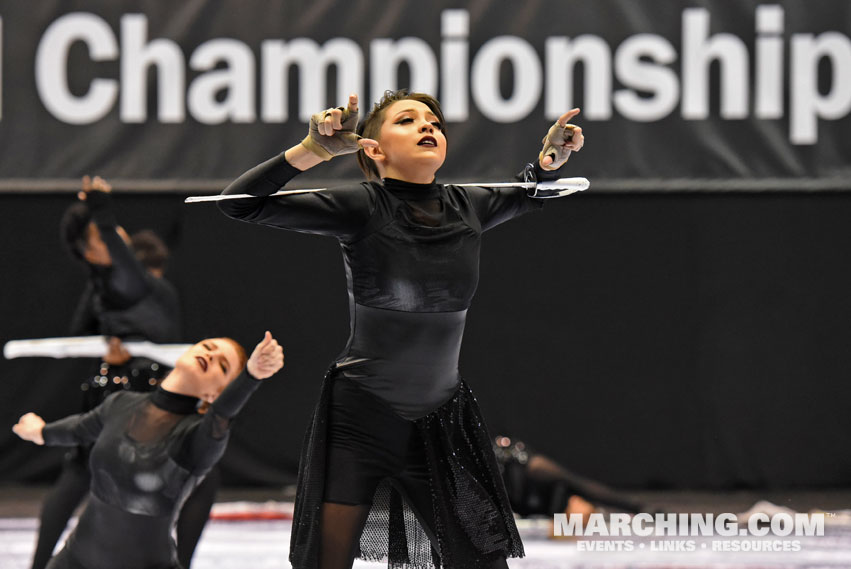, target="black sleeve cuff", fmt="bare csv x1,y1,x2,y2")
515,161,566,185
42,415,87,447
266,155,303,187
210,371,262,419
85,191,118,227
41,422,63,446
